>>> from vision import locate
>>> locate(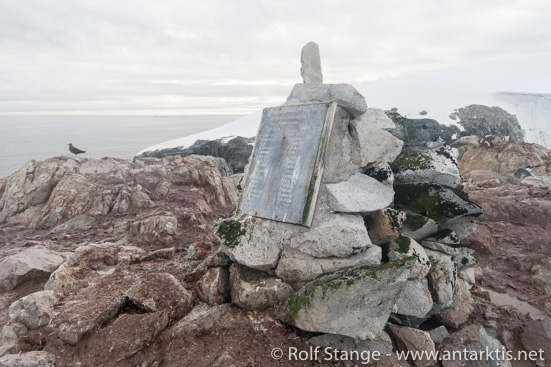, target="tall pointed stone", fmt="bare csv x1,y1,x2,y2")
300,42,323,84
